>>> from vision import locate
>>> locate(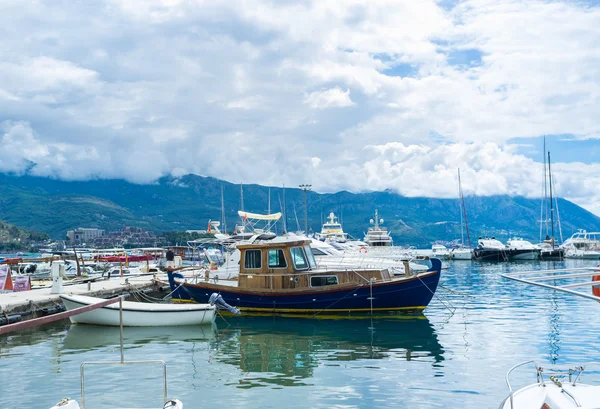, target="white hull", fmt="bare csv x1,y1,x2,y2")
500,383,600,409
508,251,539,260
61,294,215,326
564,250,600,259
450,249,472,260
